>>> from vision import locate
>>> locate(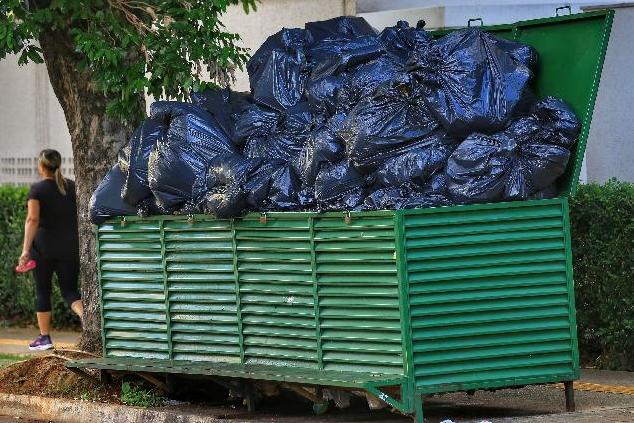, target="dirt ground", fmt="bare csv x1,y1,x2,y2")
0,350,118,403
